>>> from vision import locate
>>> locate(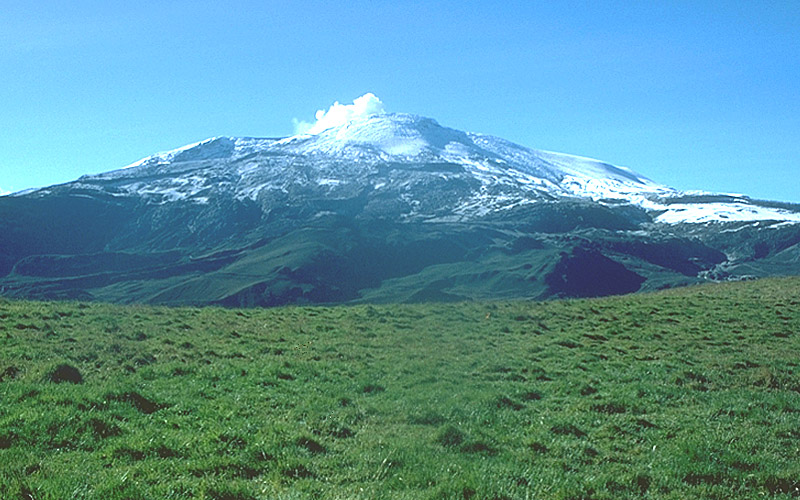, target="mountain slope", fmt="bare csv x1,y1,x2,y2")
1,101,799,306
